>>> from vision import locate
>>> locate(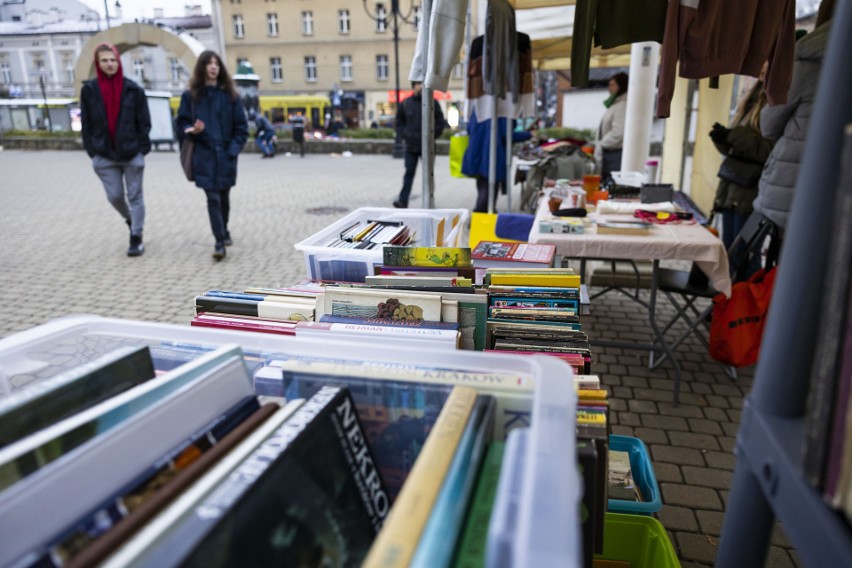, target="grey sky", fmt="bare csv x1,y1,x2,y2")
79,0,212,19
